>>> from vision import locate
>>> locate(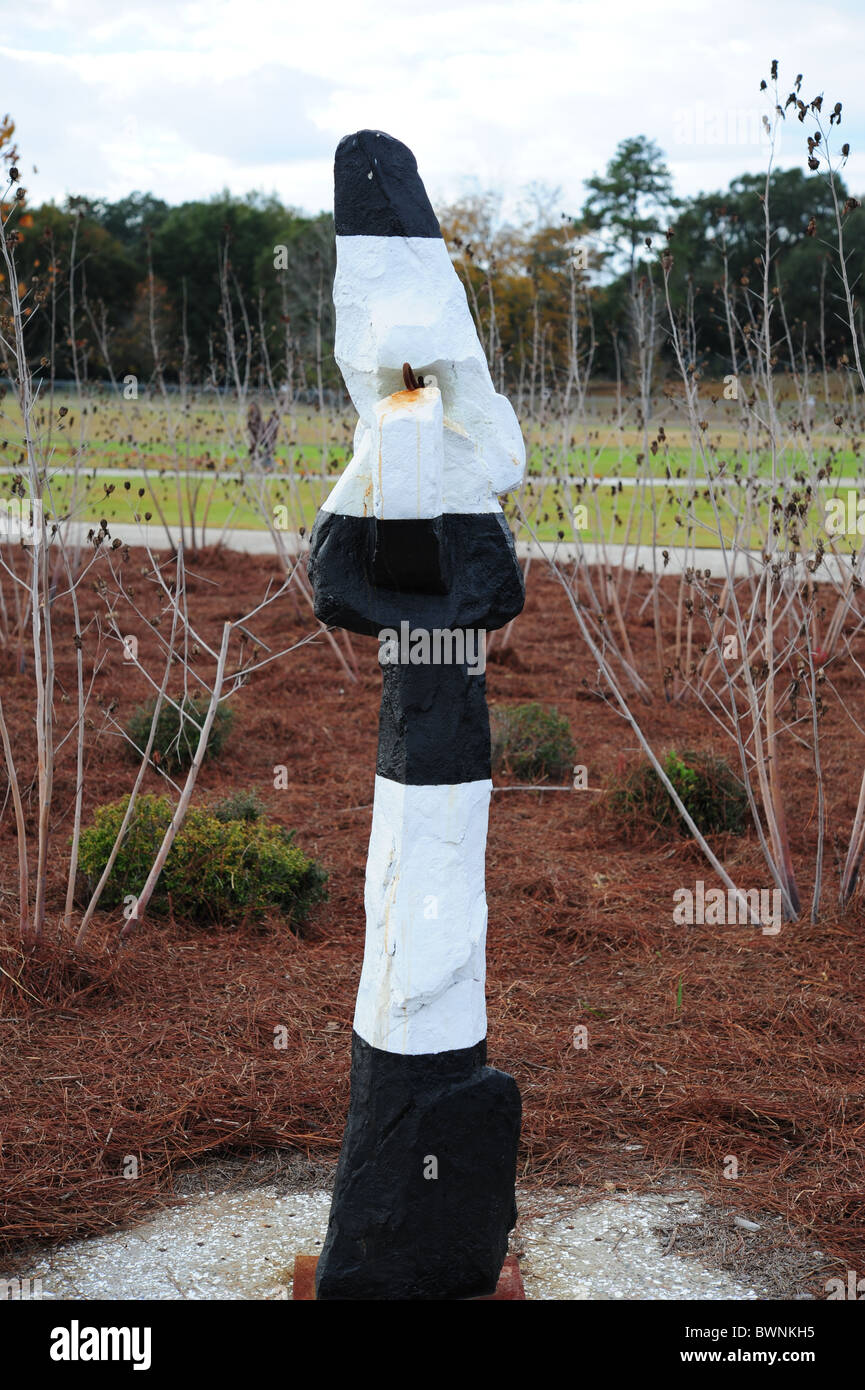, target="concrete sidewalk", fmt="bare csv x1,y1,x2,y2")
49,519,858,583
